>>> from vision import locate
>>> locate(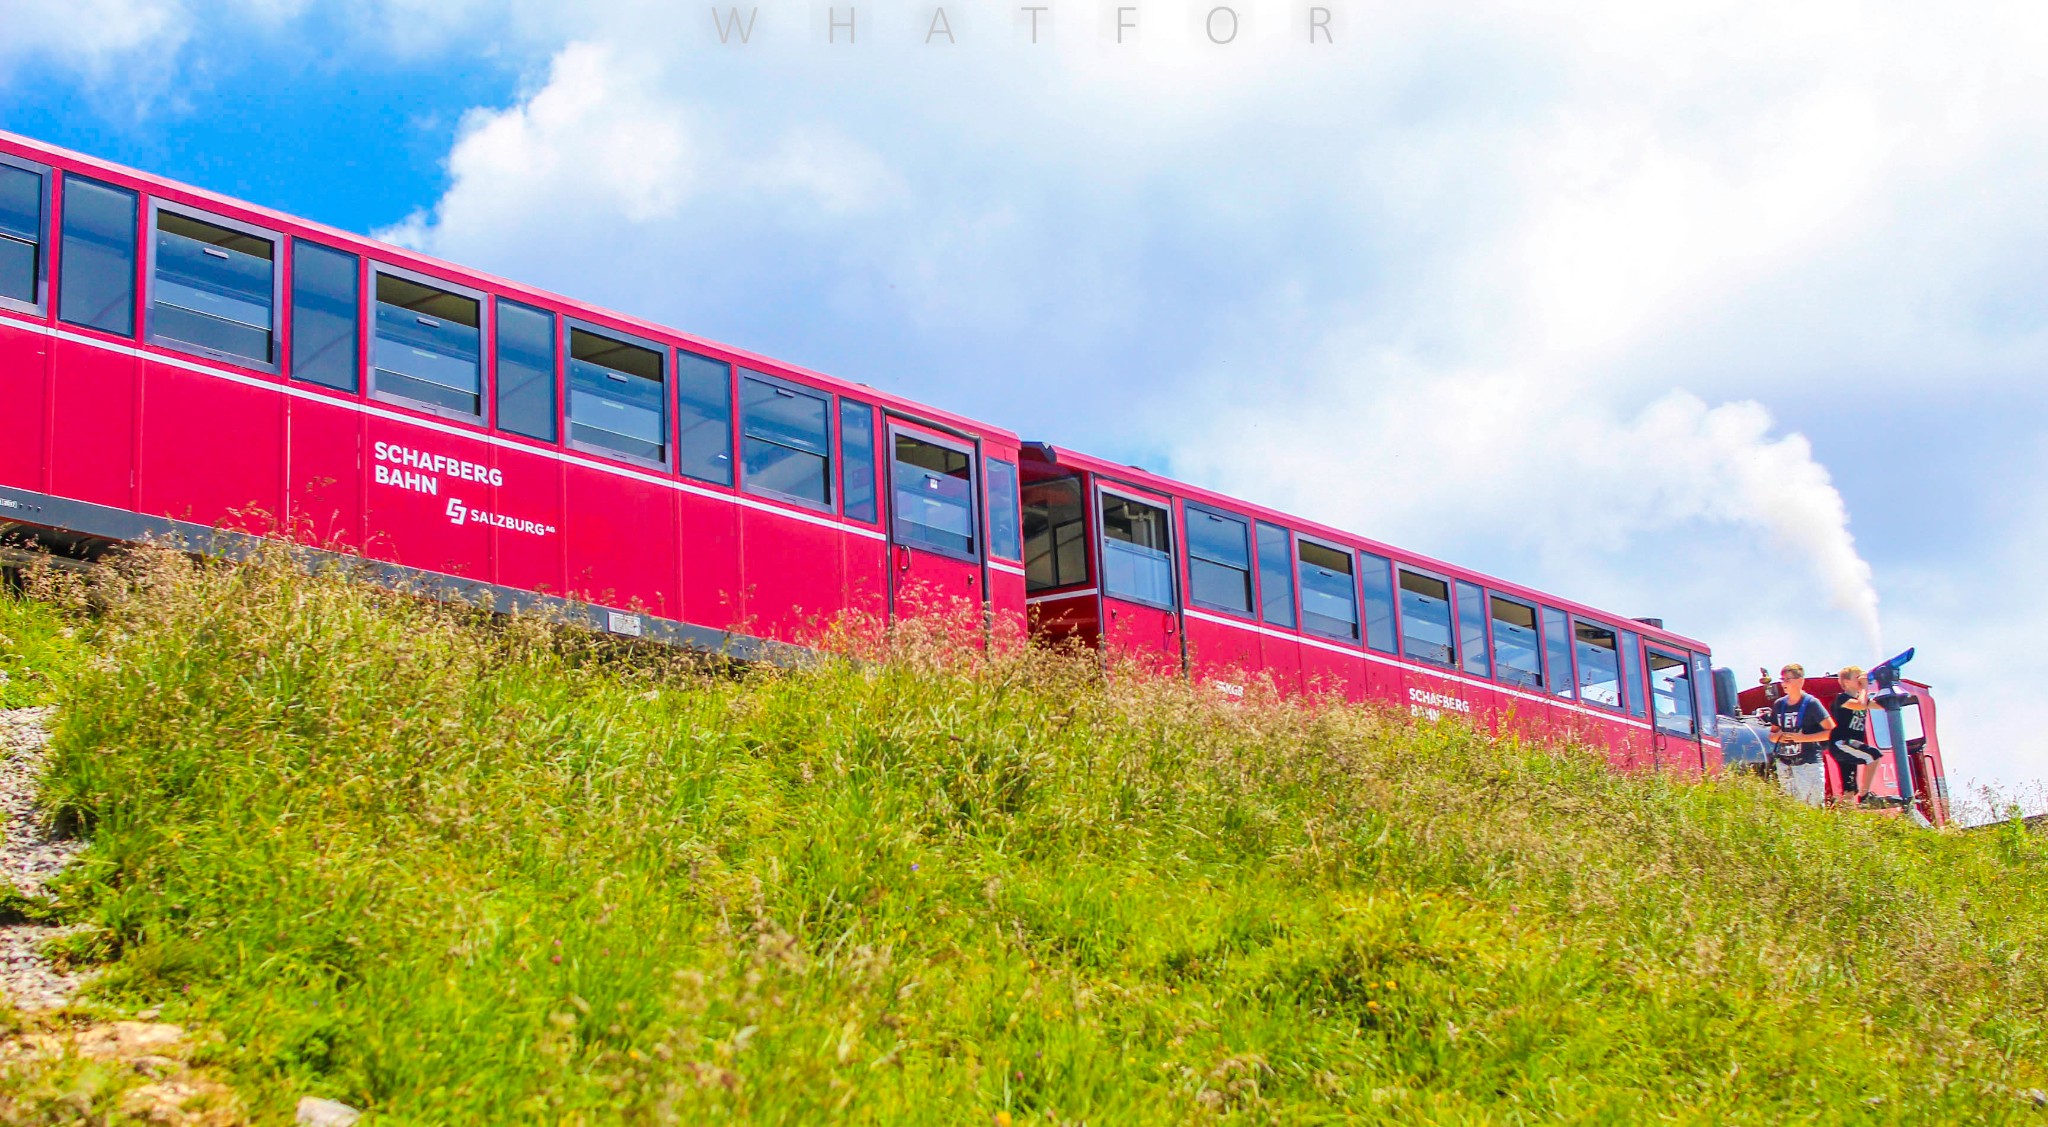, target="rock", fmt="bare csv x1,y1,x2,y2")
297,1096,364,1126
76,1021,187,1056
